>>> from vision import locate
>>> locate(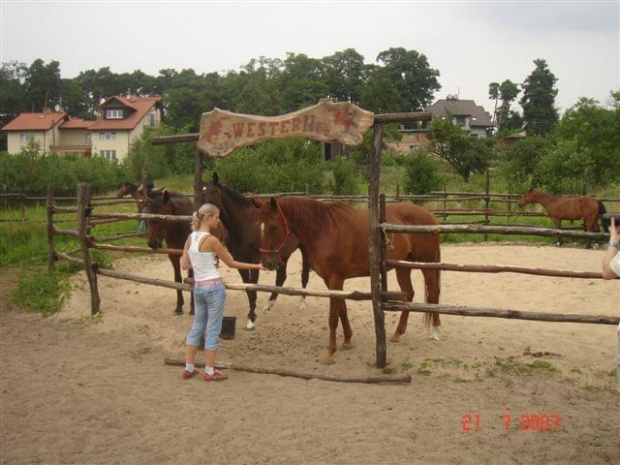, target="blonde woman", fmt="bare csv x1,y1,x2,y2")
181,203,266,381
